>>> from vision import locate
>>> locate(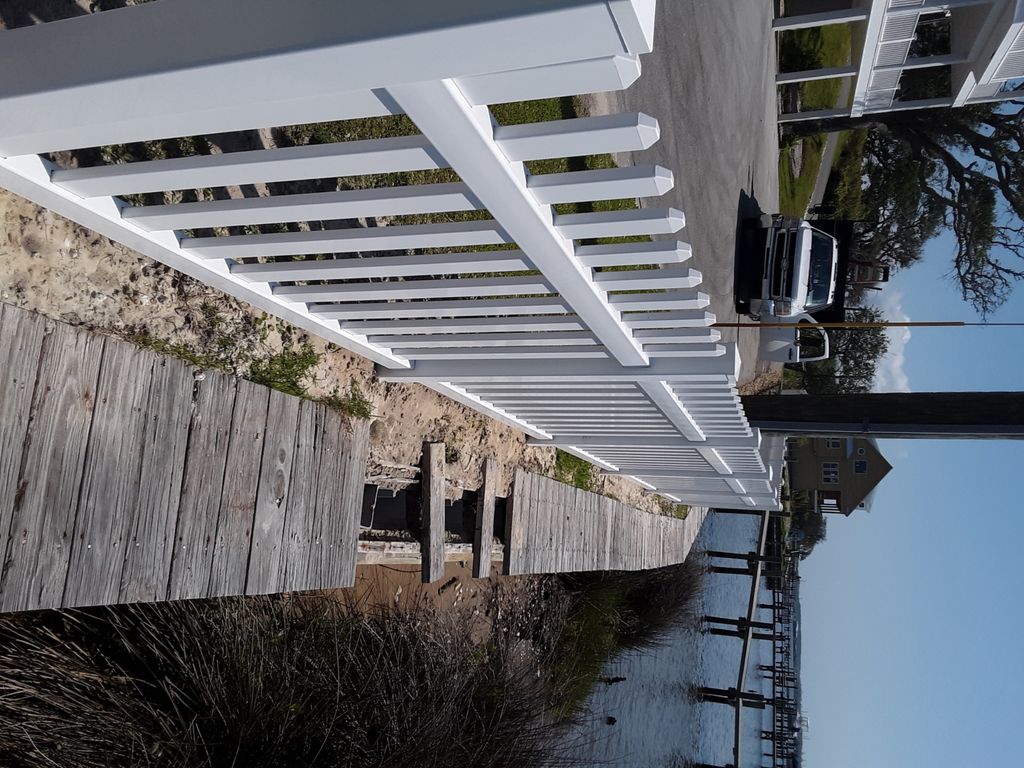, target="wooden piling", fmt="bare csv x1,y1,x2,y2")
420,442,446,584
